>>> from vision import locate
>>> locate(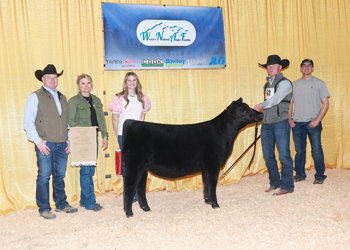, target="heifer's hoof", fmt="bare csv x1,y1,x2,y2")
140,204,151,212
212,204,220,209
126,211,133,218
143,207,151,212
204,198,211,205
